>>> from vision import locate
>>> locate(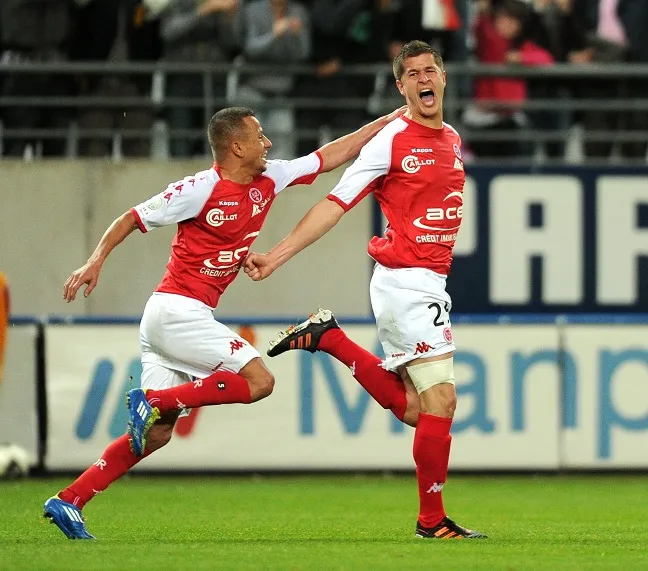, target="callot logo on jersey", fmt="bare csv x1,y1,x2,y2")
206,208,238,227
402,155,435,174
413,191,464,232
